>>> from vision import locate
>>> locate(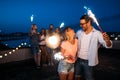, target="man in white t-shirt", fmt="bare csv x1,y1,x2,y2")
75,15,112,80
